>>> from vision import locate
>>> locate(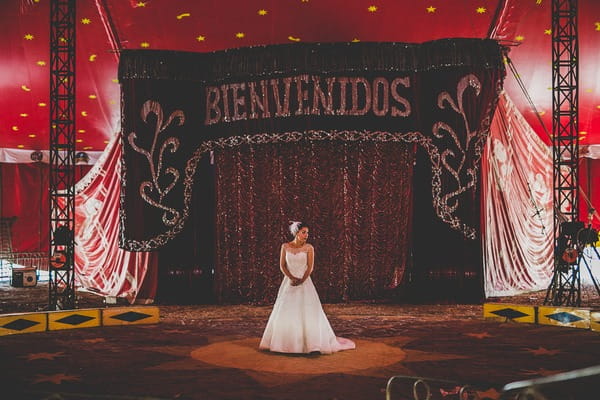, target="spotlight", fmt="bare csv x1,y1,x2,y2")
75,151,89,165
53,225,73,245
30,150,43,162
